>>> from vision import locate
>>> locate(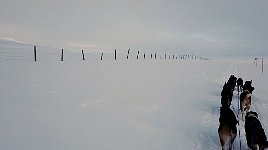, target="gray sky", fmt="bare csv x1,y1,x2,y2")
1,0,268,56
